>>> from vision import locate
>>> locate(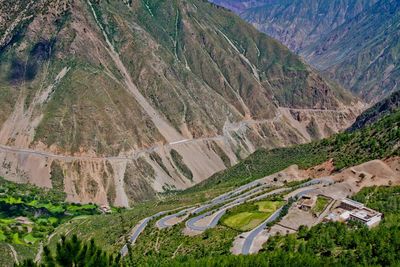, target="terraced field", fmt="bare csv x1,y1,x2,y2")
0,177,100,262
